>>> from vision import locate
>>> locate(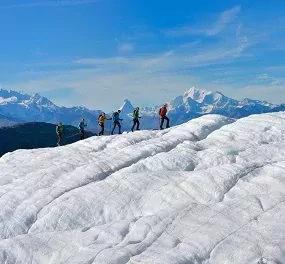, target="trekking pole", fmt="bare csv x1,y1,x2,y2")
140,117,144,130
